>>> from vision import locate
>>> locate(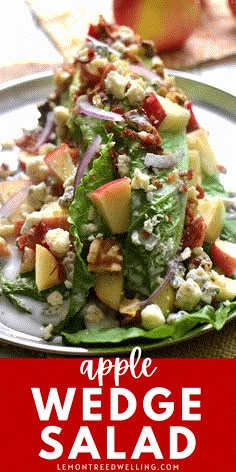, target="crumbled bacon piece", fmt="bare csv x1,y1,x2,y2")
121,128,139,141
82,62,116,90
15,131,41,154
75,47,95,64
138,128,162,151
152,179,163,189
196,184,205,199
141,40,156,58
87,15,118,41
185,204,195,223
121,127,162,152
217,164,227,174
182,215,206,249
179,169,194,181
109,147,119,172
179,182,188,193
80,63,101,86
111,103,126,114
167,172,178,183
187,251,212,272
17,219,70,252
123,50,142,64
